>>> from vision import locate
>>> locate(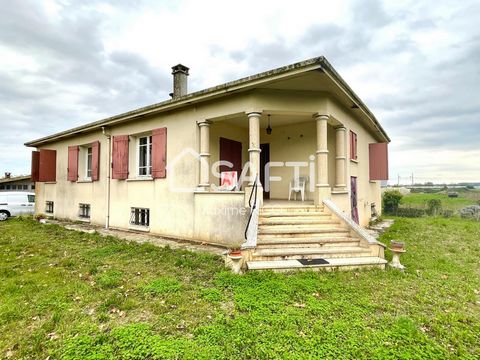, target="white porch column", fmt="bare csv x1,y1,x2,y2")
197,120,211,189
248,112,261,184
335,125,347,189
314,113,331,203
246,112,263,207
